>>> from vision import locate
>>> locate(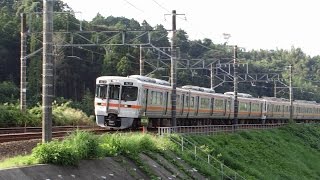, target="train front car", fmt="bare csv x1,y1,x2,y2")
95,76,141,129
